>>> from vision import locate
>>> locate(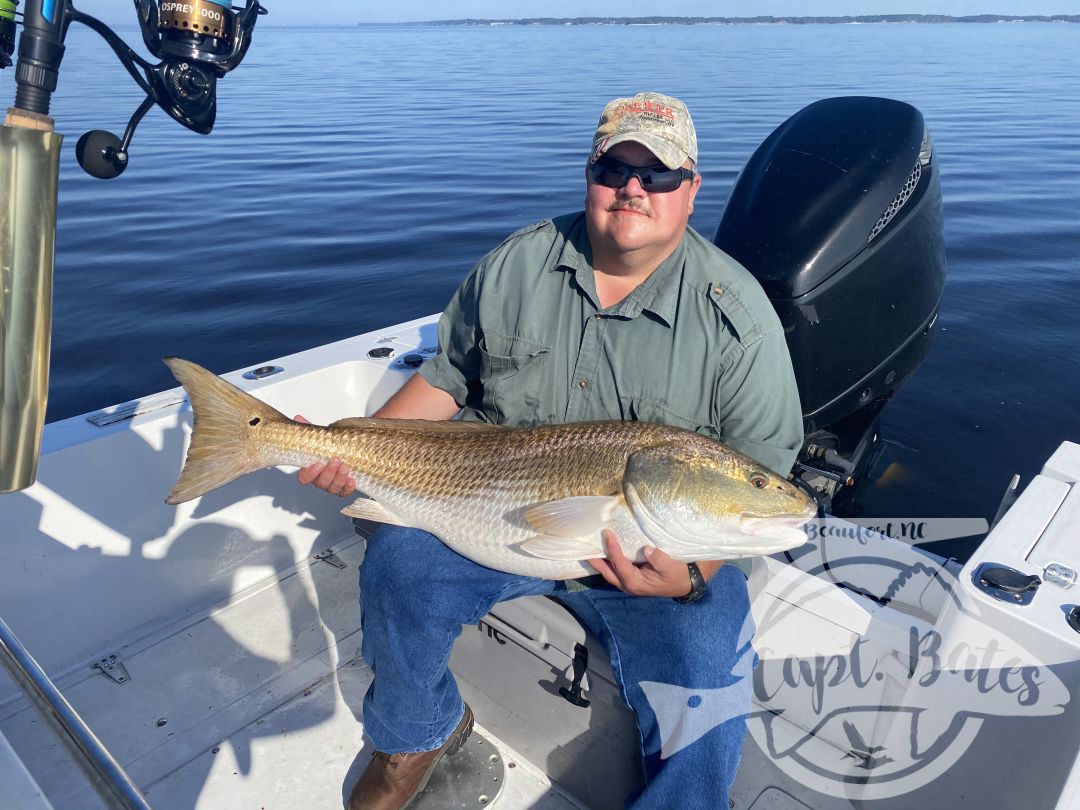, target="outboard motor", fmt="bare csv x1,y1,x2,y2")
714,97,946,511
